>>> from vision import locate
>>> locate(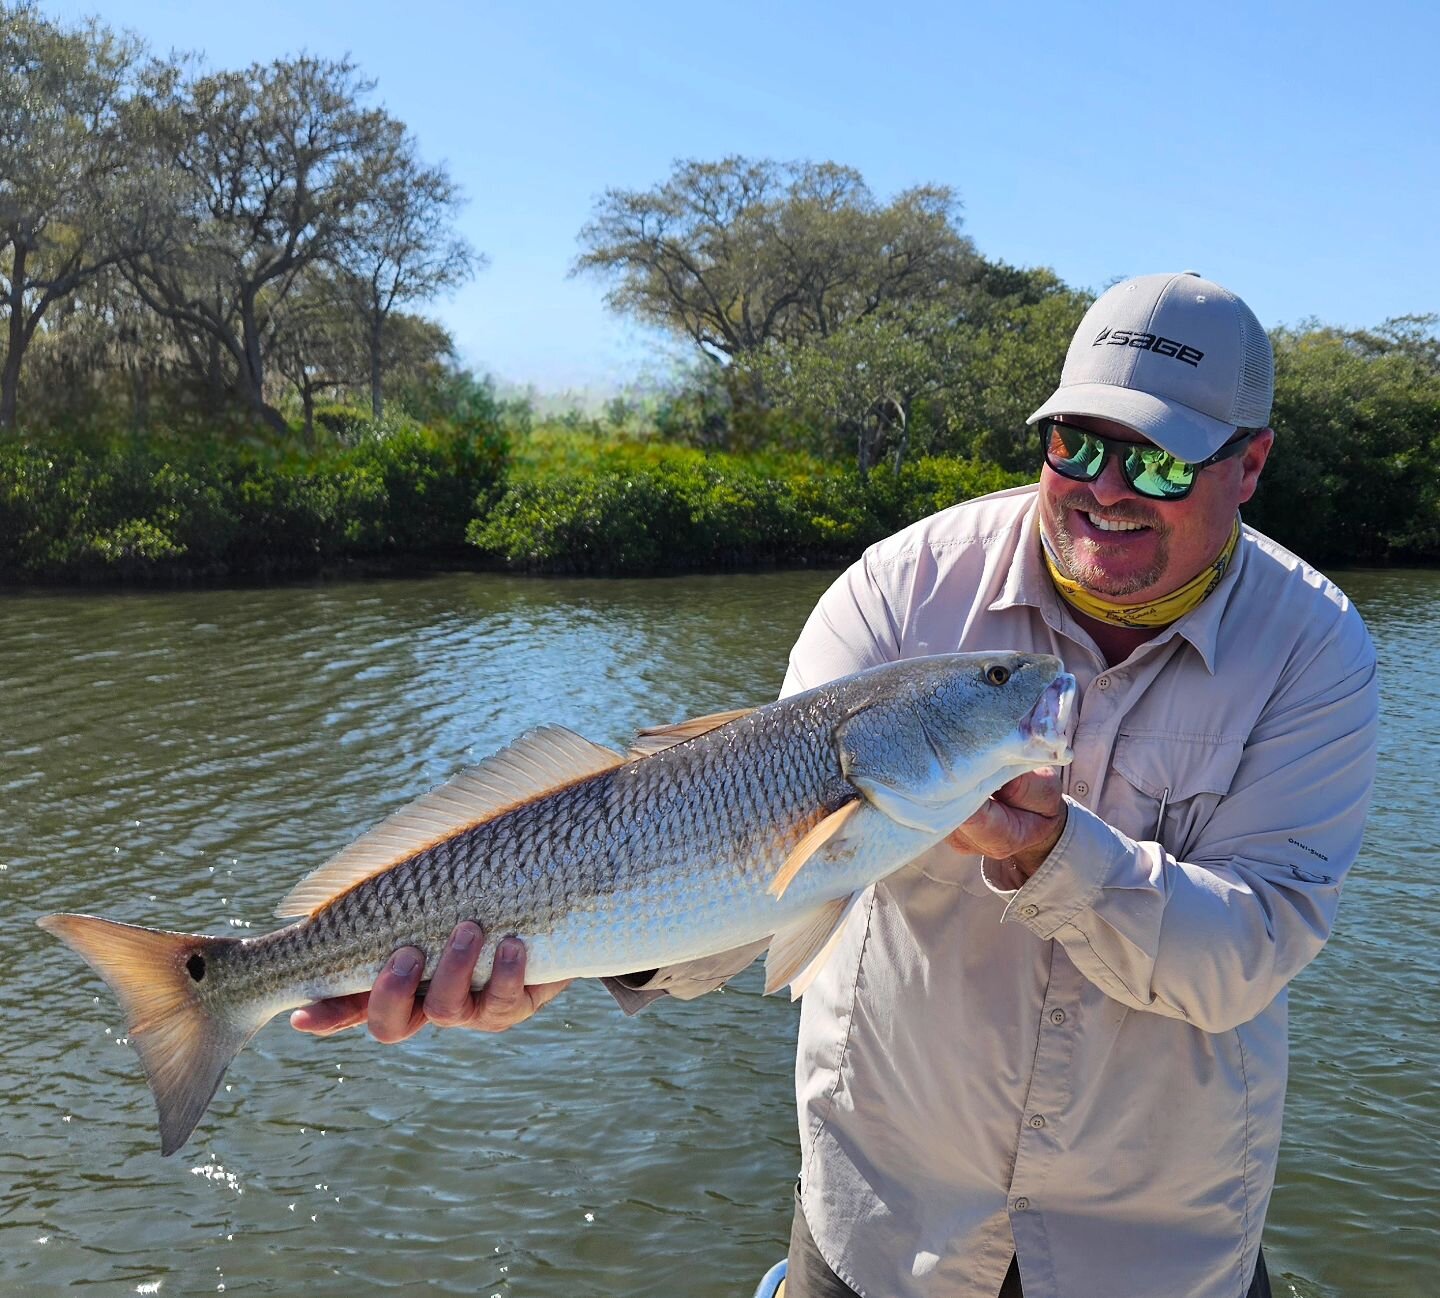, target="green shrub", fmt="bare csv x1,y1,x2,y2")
468,450,1027,574
0,418,509,582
